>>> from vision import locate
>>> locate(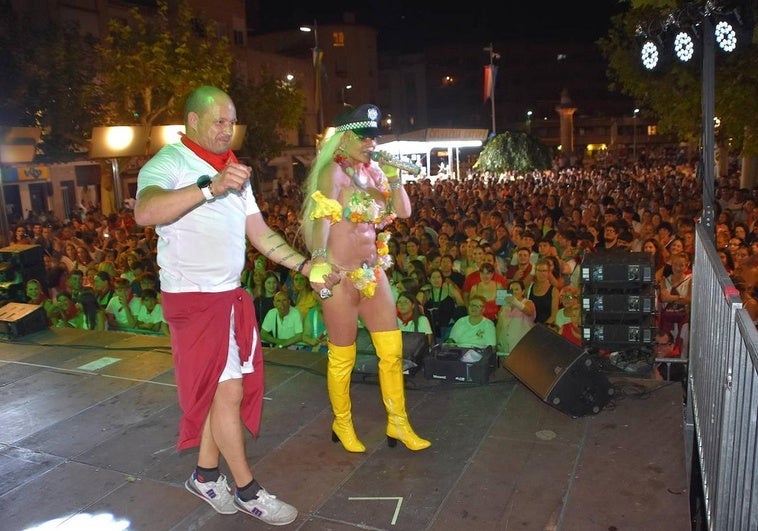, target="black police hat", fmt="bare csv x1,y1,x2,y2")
332,104,381,138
